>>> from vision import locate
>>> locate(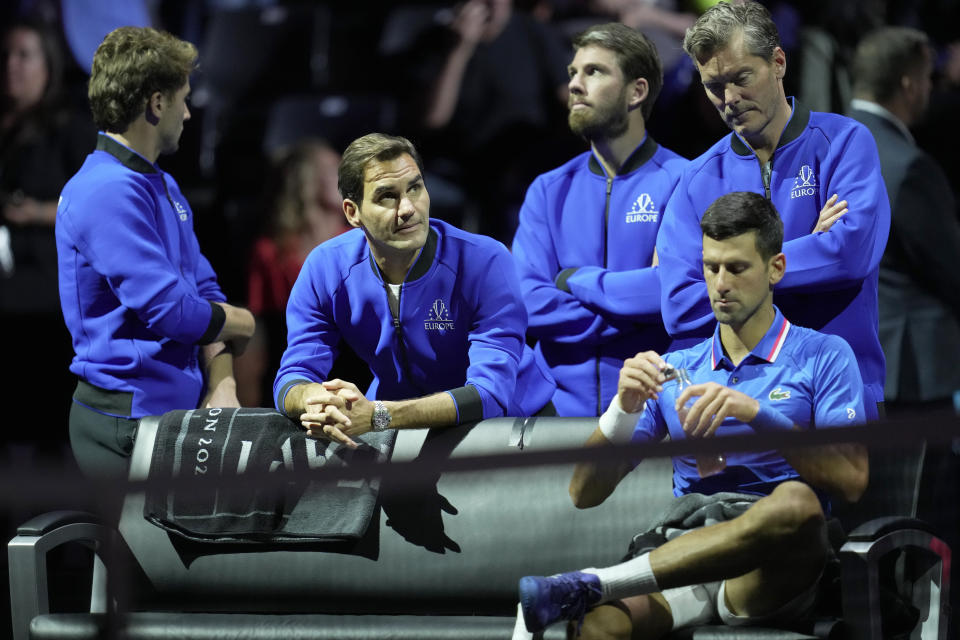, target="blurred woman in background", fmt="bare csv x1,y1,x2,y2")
1,18,94,457
236,139,352,407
